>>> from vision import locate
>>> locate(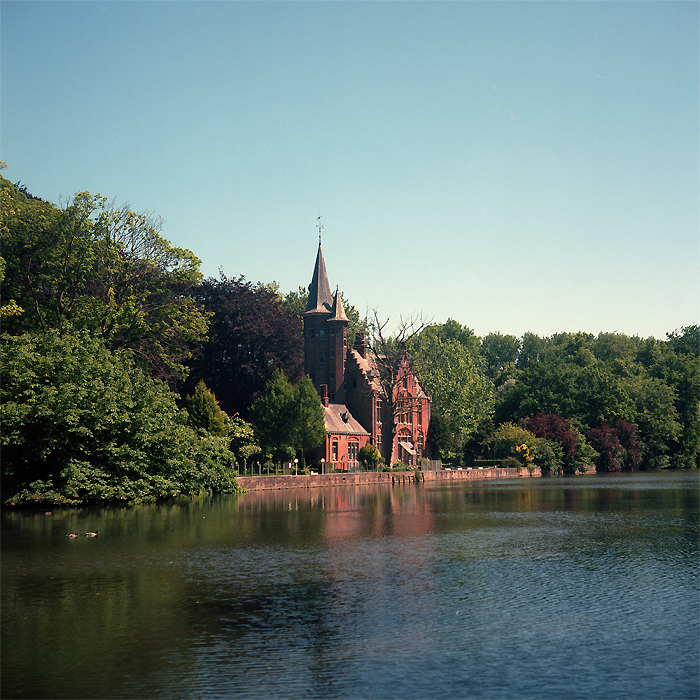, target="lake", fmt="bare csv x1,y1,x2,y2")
2,471,698,699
